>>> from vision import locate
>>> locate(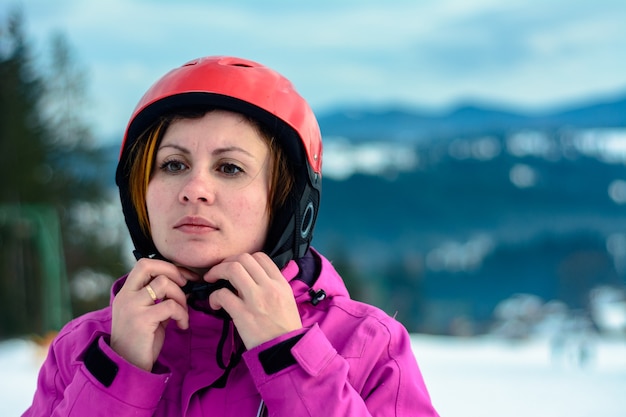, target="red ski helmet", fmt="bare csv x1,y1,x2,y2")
115,56,322,269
